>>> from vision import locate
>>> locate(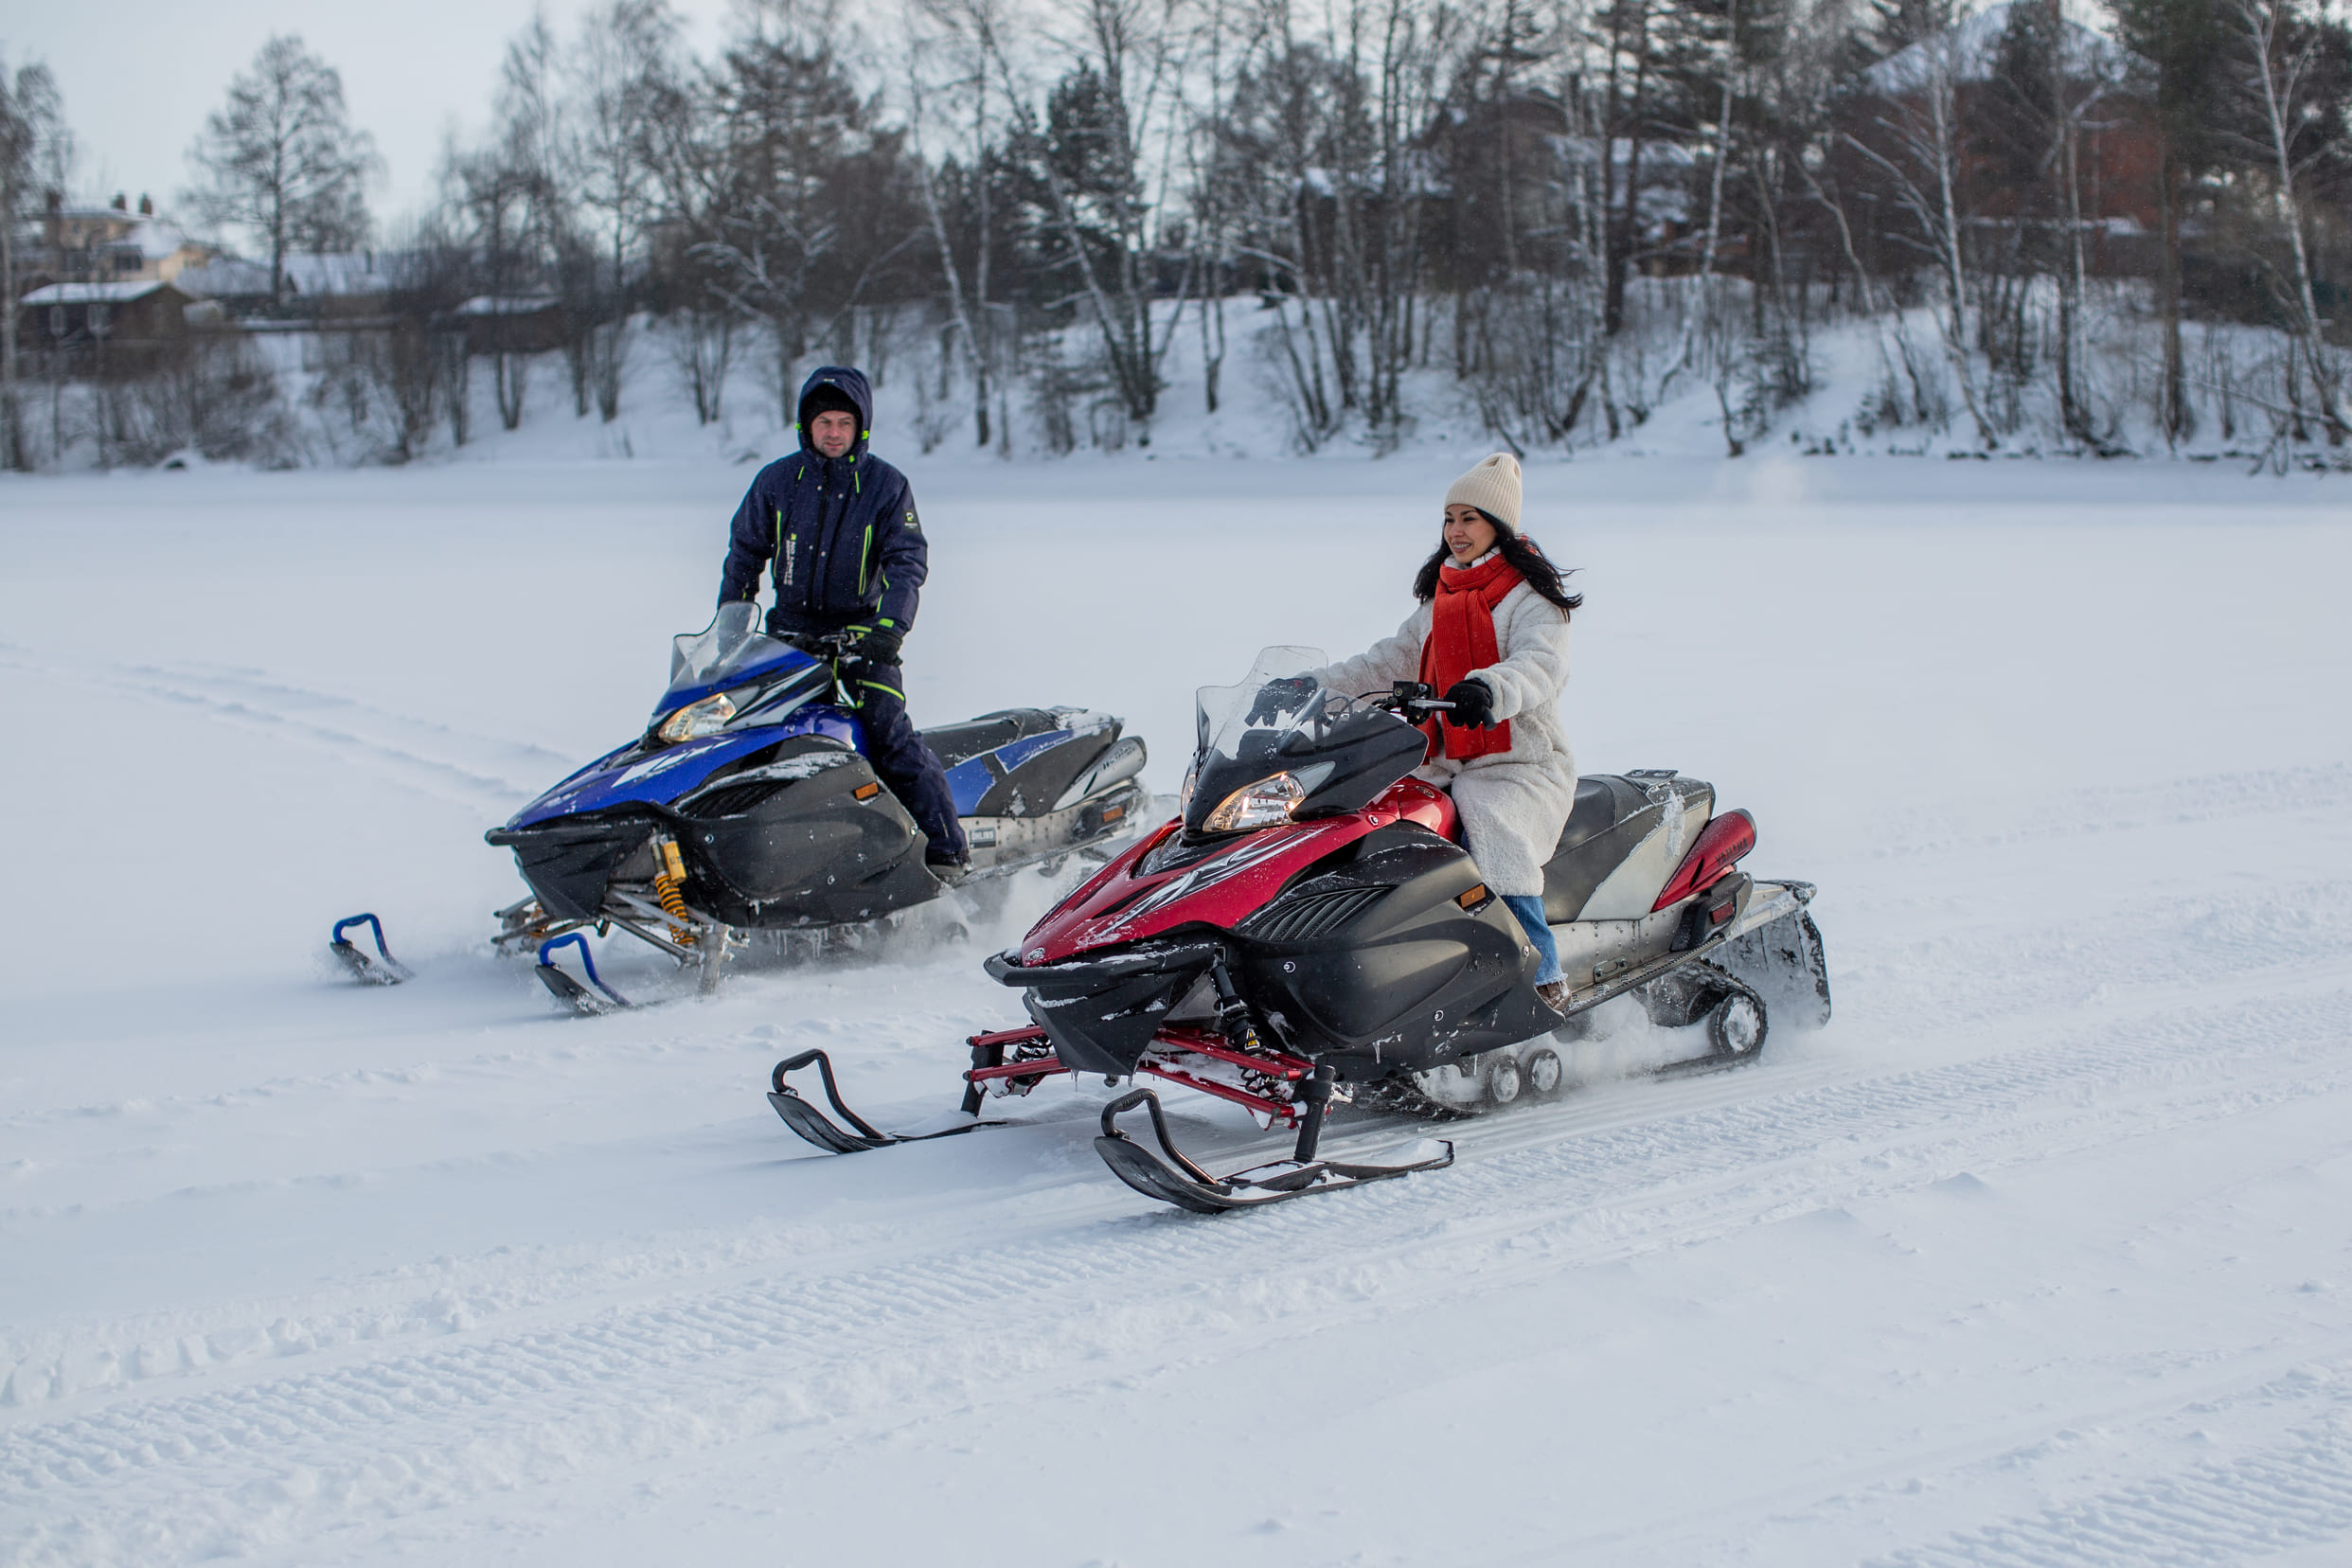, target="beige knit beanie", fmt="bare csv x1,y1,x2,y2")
1444,452,1523,532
